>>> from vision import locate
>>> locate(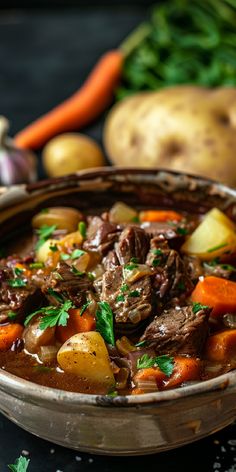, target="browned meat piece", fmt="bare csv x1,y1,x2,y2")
146,236,193,301
102,250,119,271
140,305,210,356
83,216,120,255
0,267,40,324
116,226,150,265
203,261,236,279
183,255,203,282
41,262,92,307
101,266,152,324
